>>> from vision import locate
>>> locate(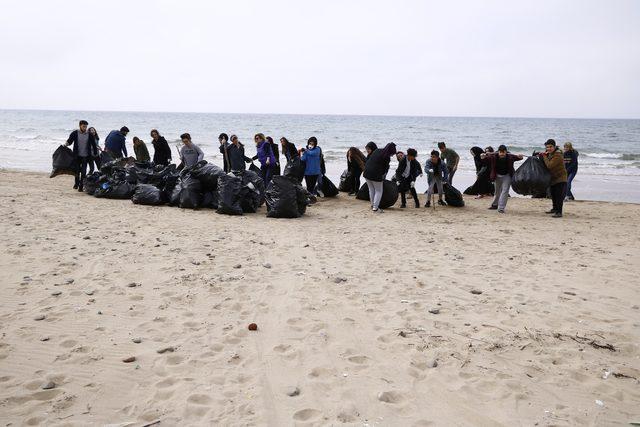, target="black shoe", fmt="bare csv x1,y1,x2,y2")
415,203,420,209
488,205,498,210
77,187,83,192
73,184,78,189
438,200,446,206
400,204,406,208
545,210,556,214
425,201,431,208
552,212,563,218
